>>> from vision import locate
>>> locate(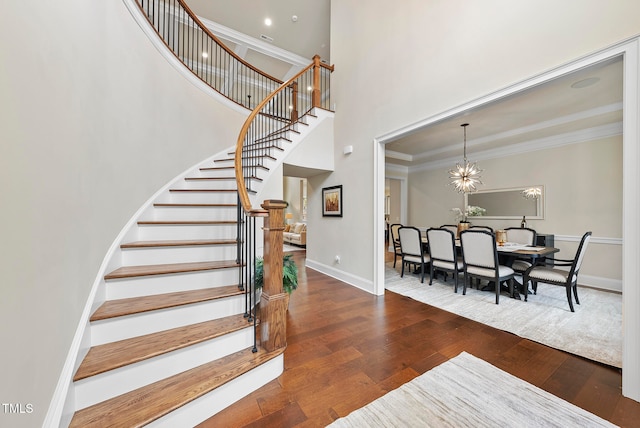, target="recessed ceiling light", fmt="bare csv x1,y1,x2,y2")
571,77,600,89
264,18,272,26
